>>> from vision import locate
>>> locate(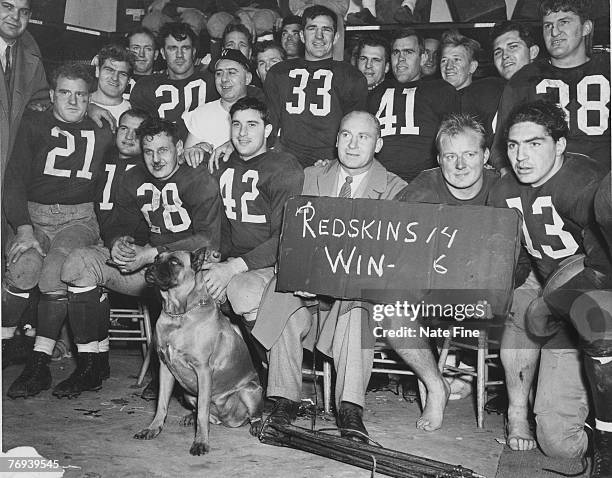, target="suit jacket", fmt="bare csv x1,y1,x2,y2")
1,30,49,187
252,159,407,351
